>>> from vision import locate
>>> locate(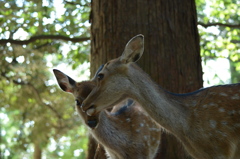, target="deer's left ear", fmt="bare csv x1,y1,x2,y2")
53,69,76,93
120,34,144,63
